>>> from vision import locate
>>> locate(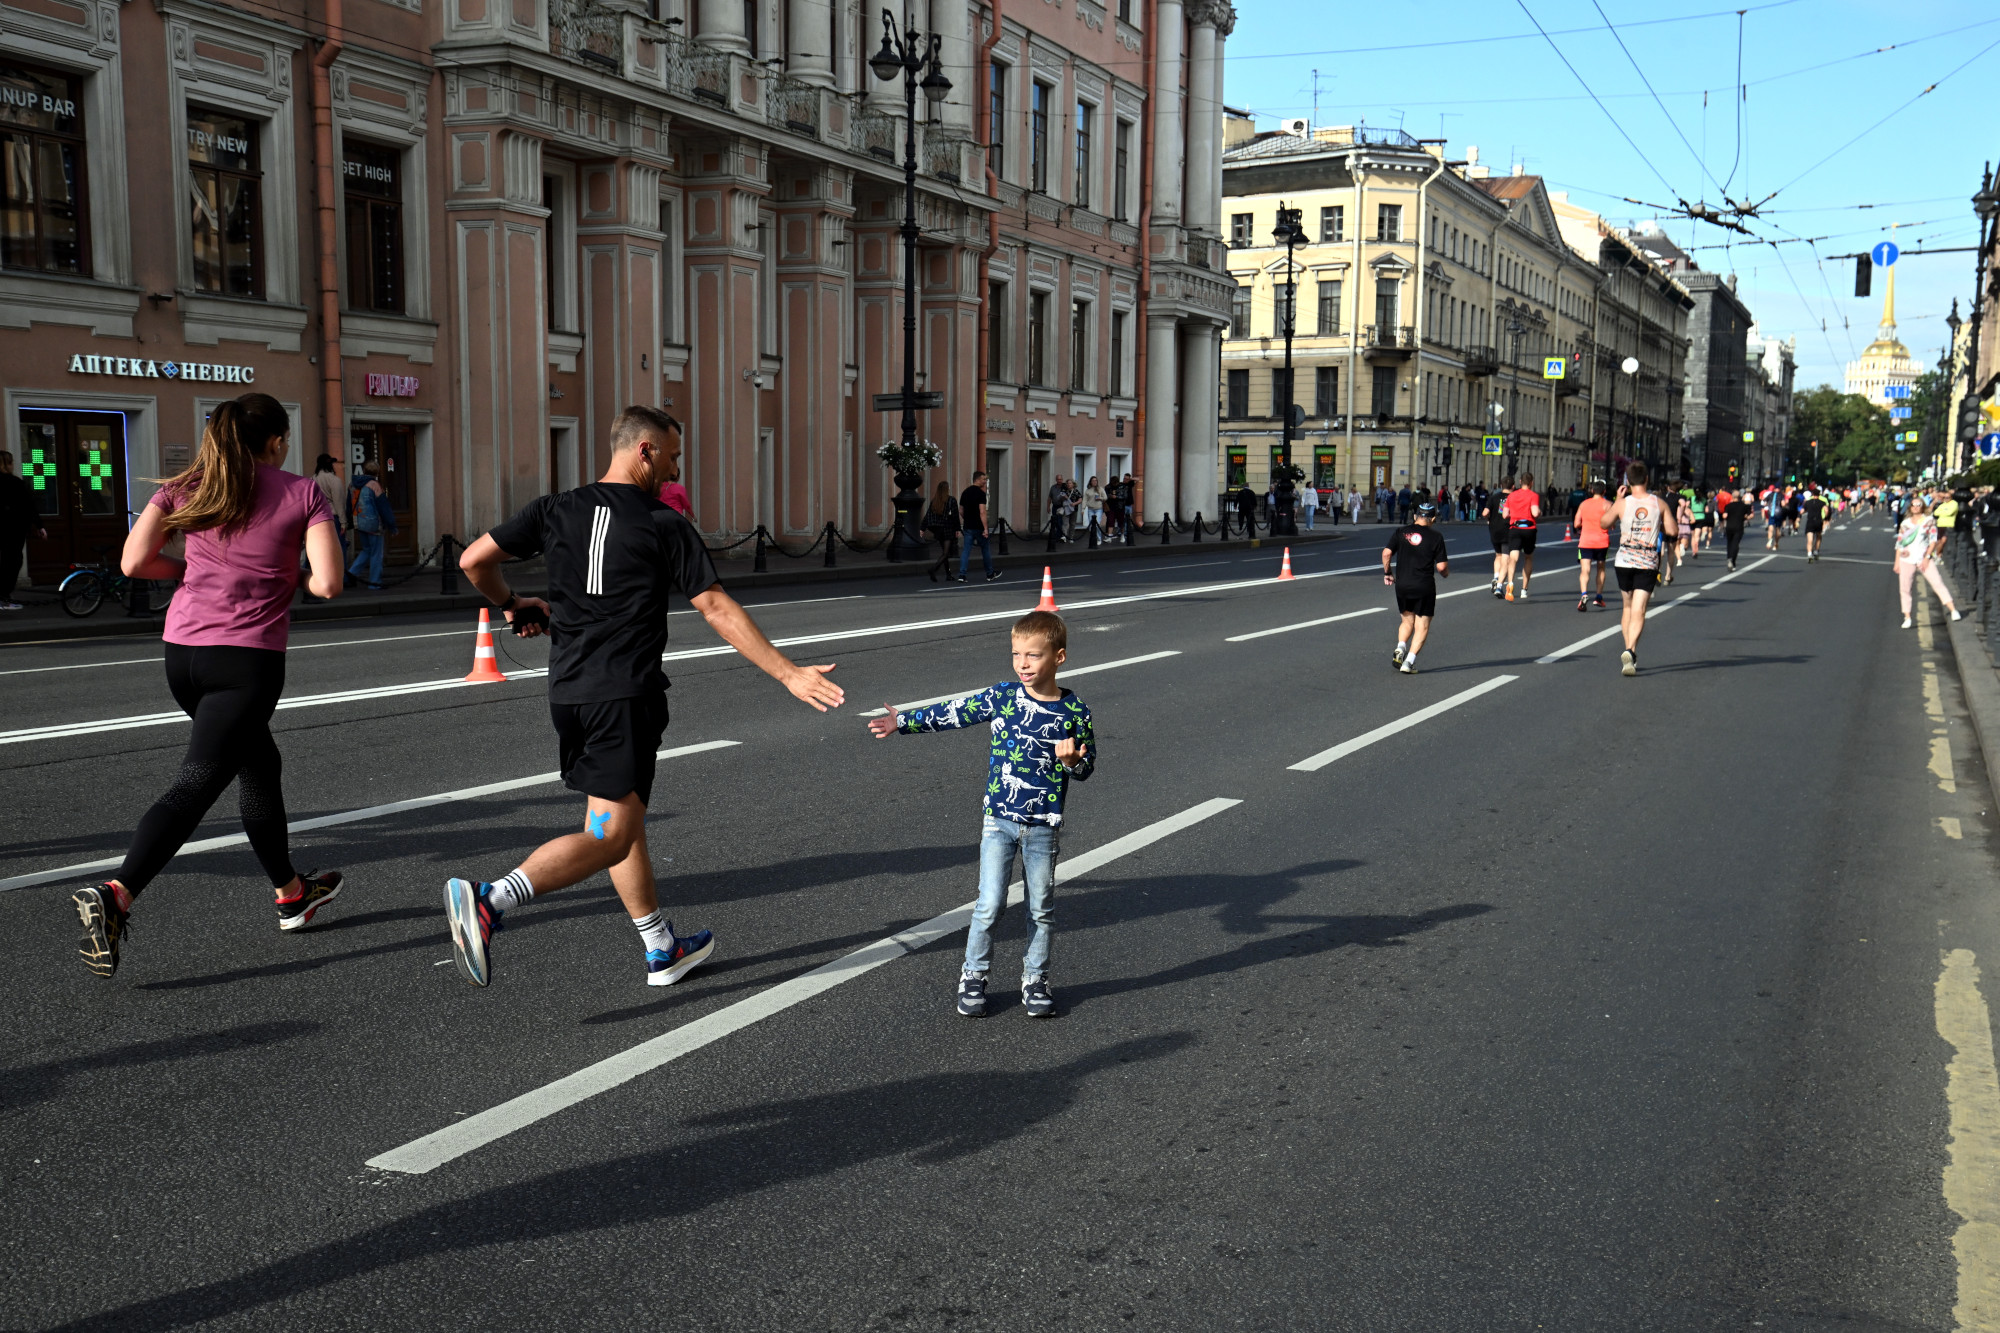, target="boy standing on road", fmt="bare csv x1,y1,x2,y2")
1383,500,1449,674
1600,462,1677,678
1573,481,1611,611
866,610,1096,1019
446,406,846,988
